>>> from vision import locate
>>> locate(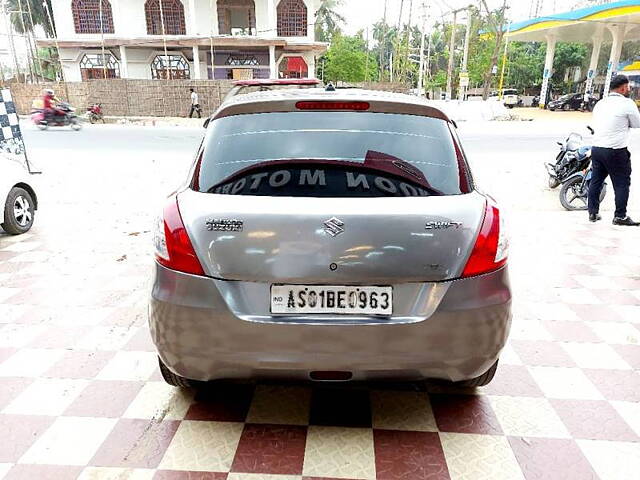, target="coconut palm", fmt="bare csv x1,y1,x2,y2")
315,0,345,42
7,0,56,37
